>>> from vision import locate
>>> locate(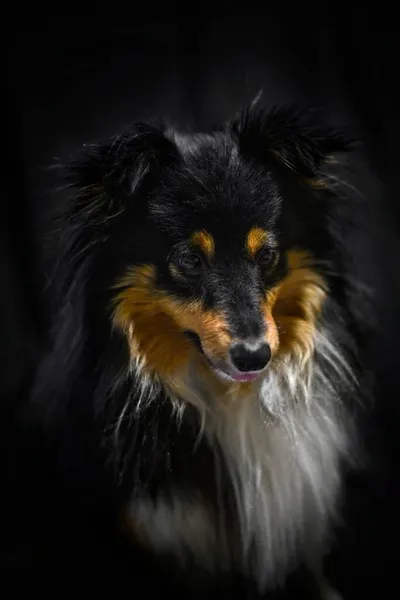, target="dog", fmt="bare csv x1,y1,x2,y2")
30,103,374,597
